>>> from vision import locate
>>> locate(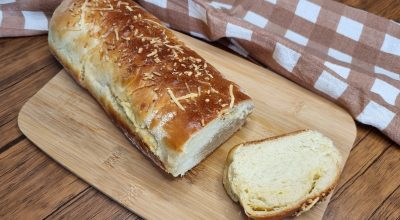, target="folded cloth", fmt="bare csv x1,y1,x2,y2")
0,0,59,36
0,0,399,145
